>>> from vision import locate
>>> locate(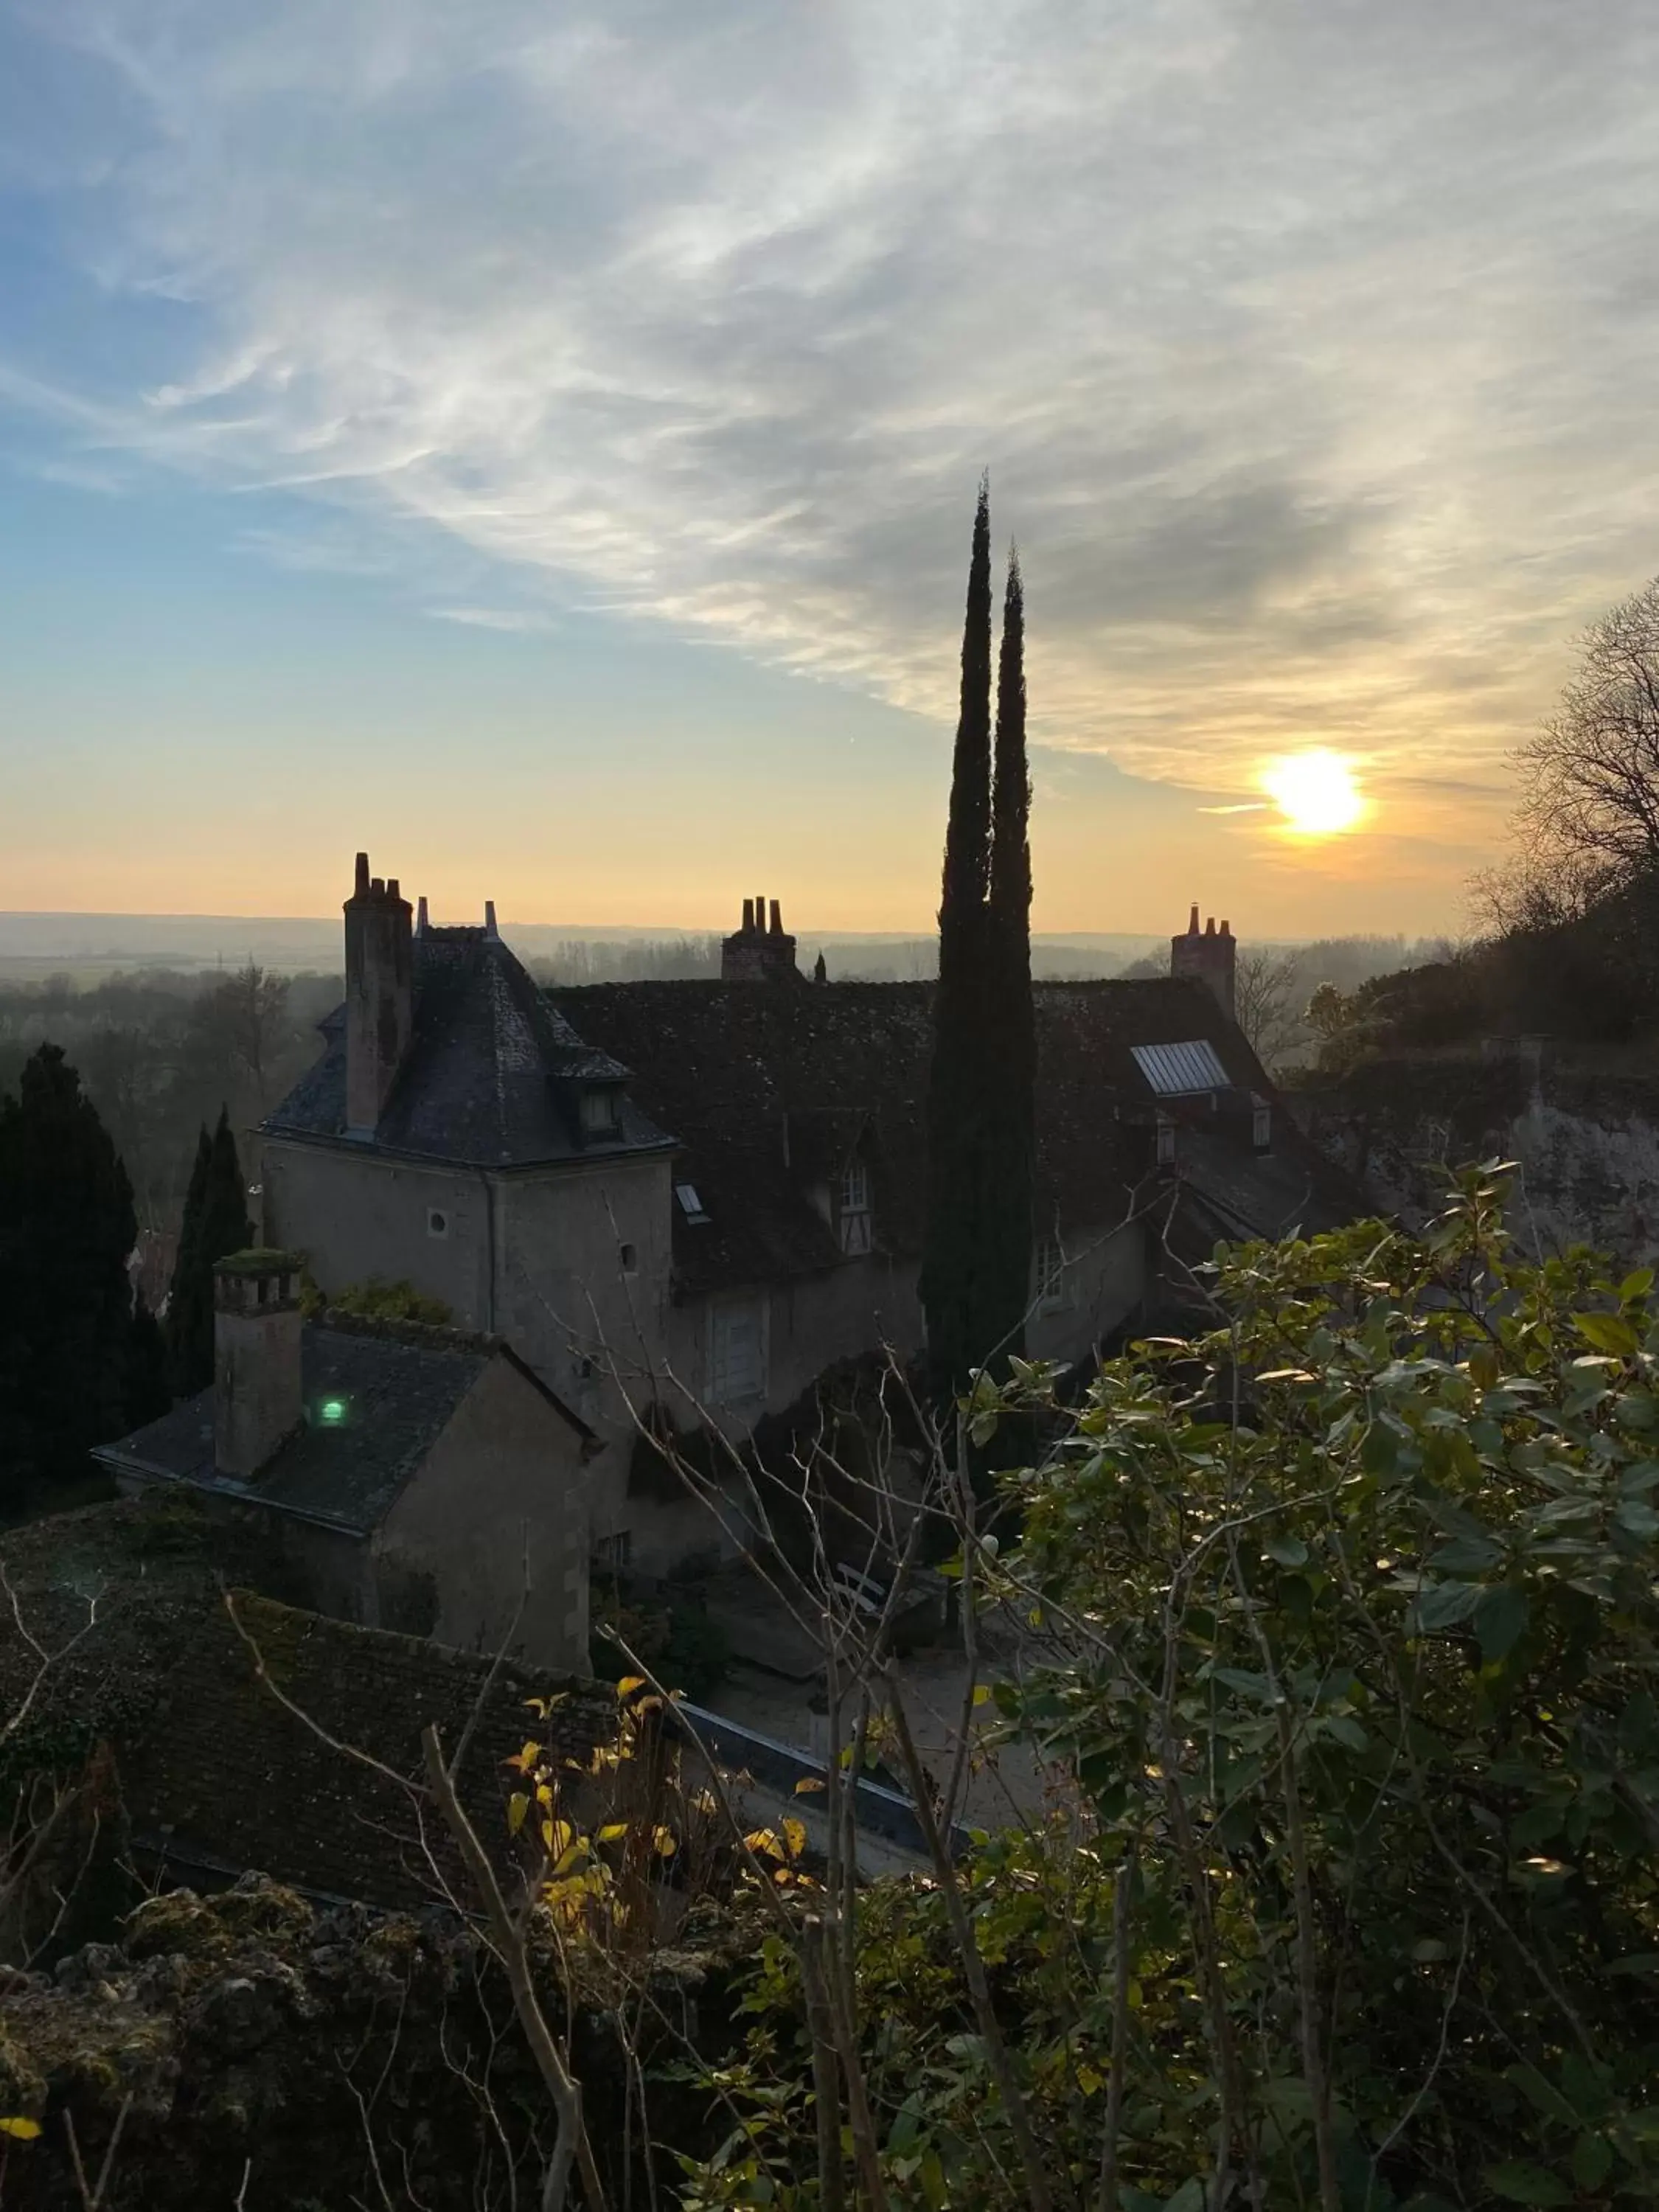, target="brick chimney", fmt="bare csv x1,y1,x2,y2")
344,852,414,1135
1170,902,1237,1023
214,1251,305,1479
721,894,801,984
